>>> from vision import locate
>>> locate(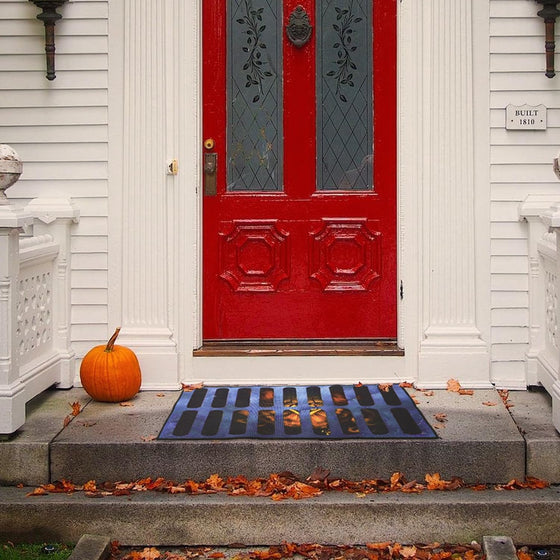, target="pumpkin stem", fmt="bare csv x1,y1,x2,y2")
105,327,121,352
